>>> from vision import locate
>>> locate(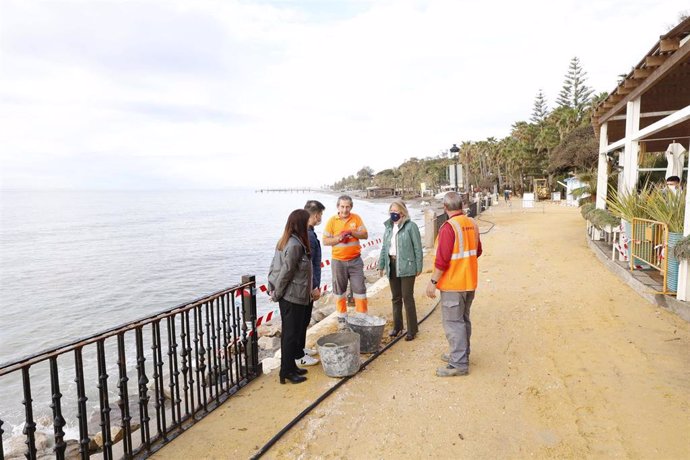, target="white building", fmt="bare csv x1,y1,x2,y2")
592,17,690,299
